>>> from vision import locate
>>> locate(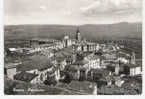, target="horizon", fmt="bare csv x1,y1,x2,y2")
4,21,142,26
